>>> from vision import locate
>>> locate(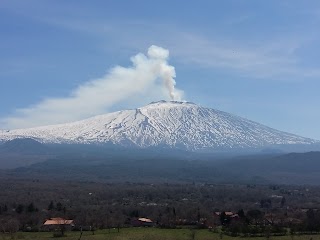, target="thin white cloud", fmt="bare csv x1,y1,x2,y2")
4,0,320,80
45,18,320,80
0,46,184,129
153,32,320,80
